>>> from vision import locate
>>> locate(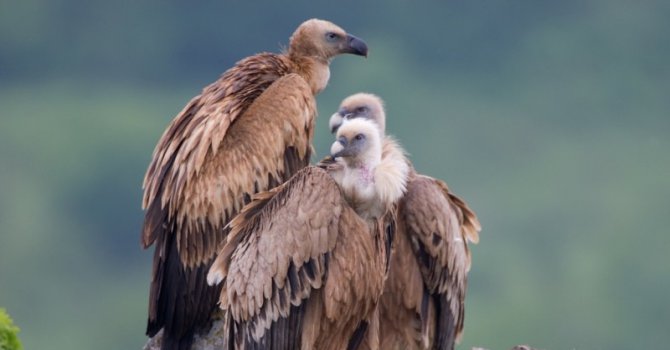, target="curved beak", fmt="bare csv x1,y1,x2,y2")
330,136,350,158
329,111,356,133
329,112,344,134
344,34,368,57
